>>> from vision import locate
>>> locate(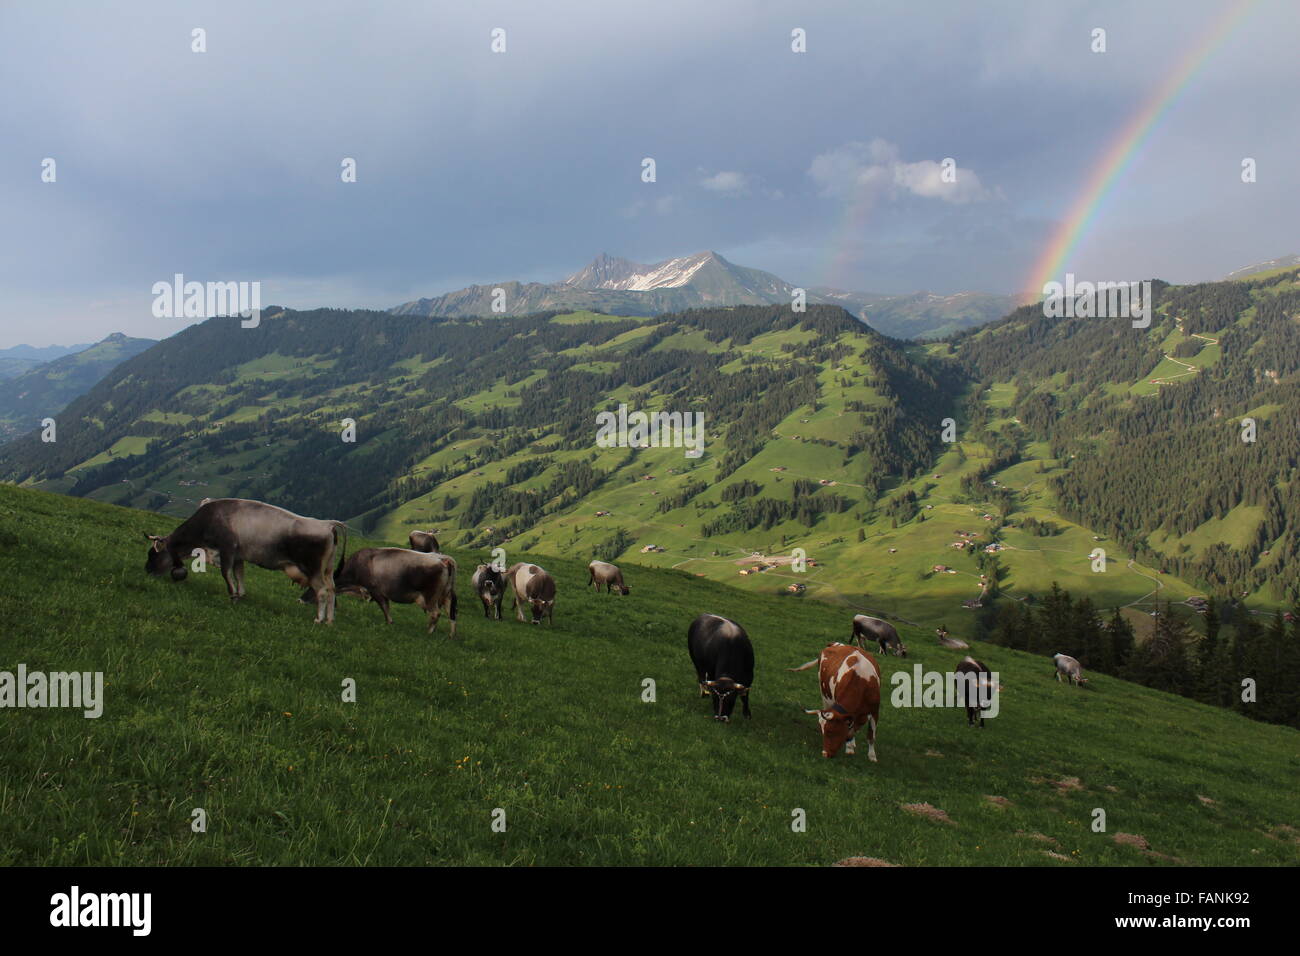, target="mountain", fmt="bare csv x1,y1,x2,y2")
0,332,155,441
812,287,1028,340
949,264,1300,606
392,251,1019,339
0,341,92,380
12,268,1300,649
1225,254,1300,281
